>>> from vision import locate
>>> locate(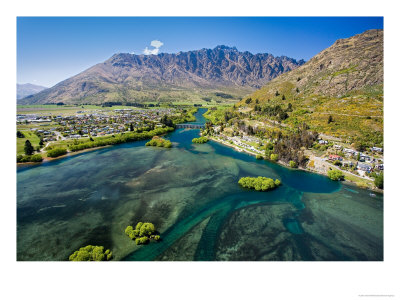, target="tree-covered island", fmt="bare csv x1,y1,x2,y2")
192,136,209,144
145,136,172,148
125,222,161,245
238,176,281,191
69,245,113,261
